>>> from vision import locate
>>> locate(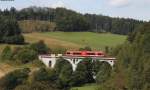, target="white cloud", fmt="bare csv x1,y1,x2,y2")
51,1,66,8
109,0,130,7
